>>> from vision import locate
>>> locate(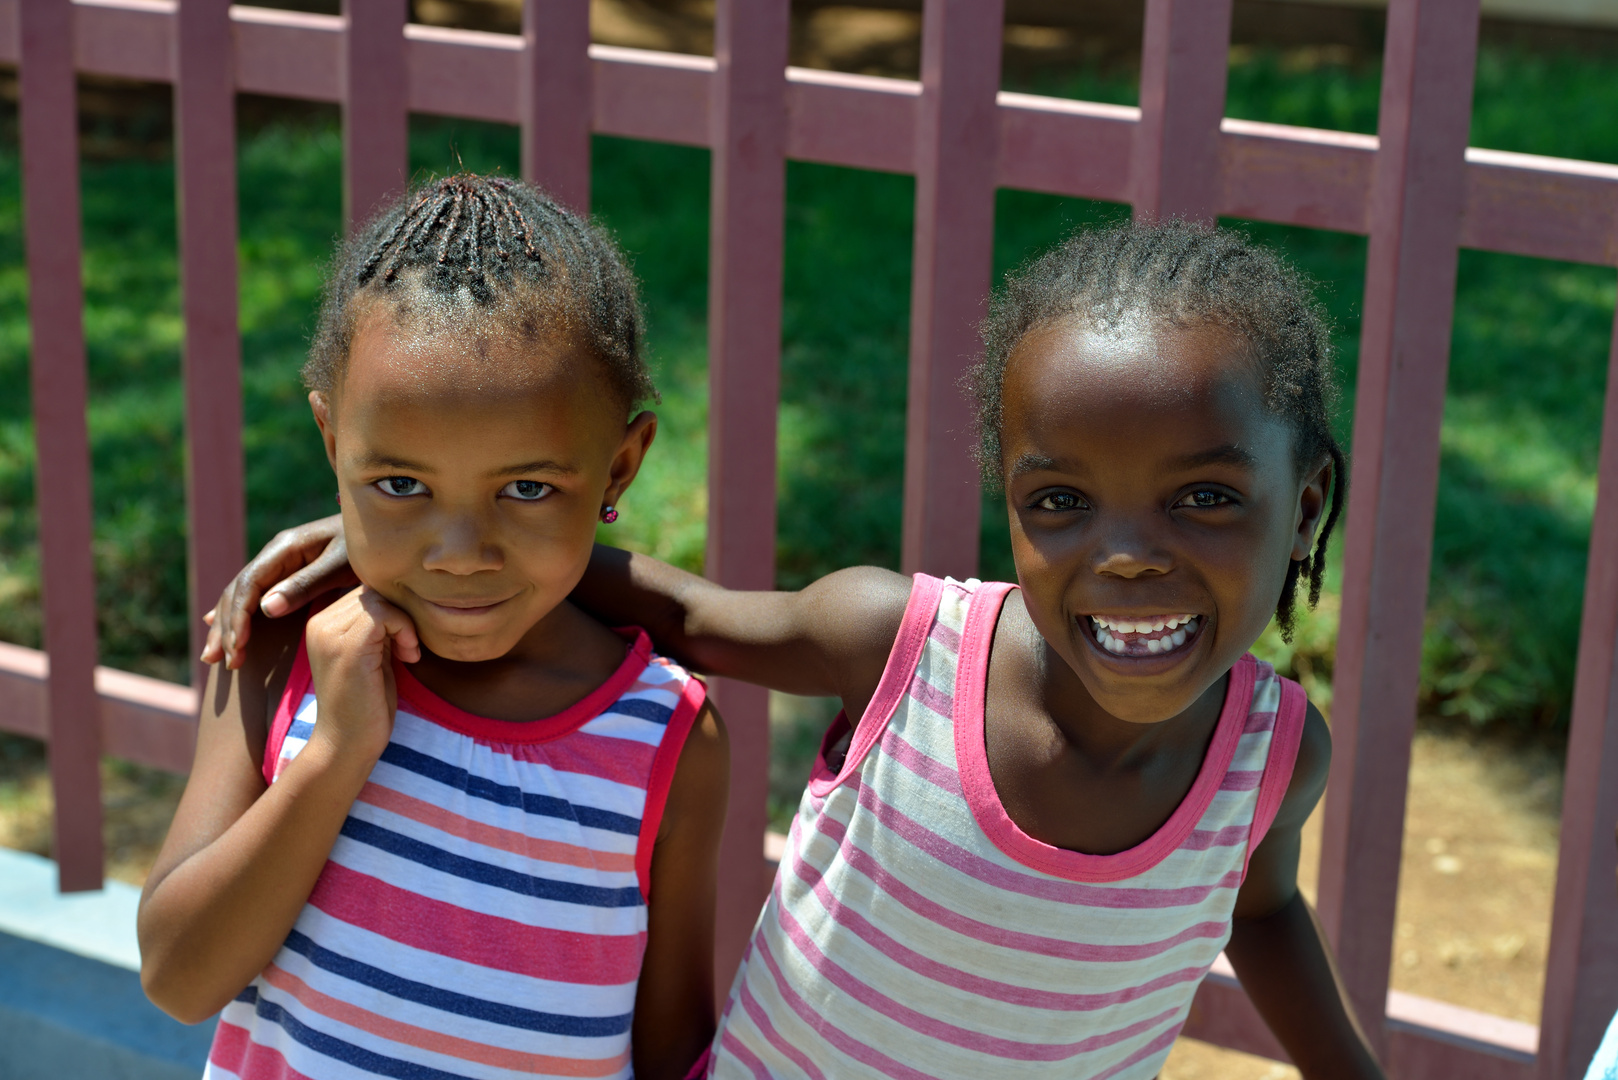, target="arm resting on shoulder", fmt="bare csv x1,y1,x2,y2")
1224,703,1385,1080
570,544,912,712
